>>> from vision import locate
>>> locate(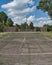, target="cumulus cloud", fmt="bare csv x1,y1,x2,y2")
35,17,52,27
1,0,36,24
27,16,35,21
2,0,52,27
23,16,35,21
37,17,51,21
22,16,35,24
2,0,34,9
